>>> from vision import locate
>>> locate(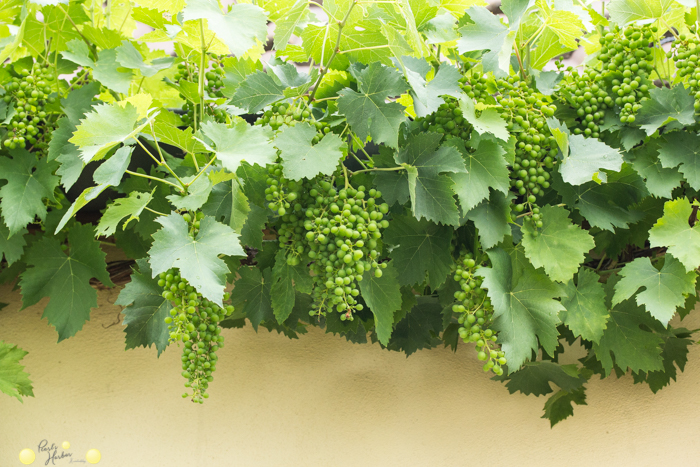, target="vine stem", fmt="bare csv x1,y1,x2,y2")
184,155,217,188
135,138,187,189
350,166,404,175
144,206,168,216
56,4,97,60
308,0,358,103
198,19,207,131
513,44,526,81
125,170,182,190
